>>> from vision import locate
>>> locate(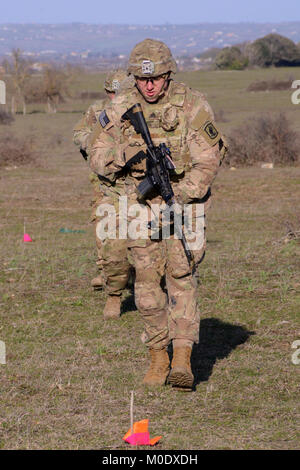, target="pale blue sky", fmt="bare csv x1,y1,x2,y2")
1,0,299,24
